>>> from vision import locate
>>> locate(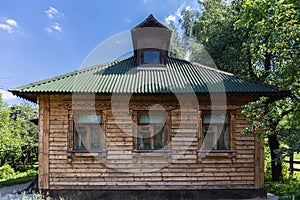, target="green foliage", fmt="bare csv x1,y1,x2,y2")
0,163,15,180
0,163,37,182
0,94,38,171
265,175,300,197
236,0,300,159
294,153,300,160
0,175,35,188
265,139,300,198
189,0,253,77
178,0,300,182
